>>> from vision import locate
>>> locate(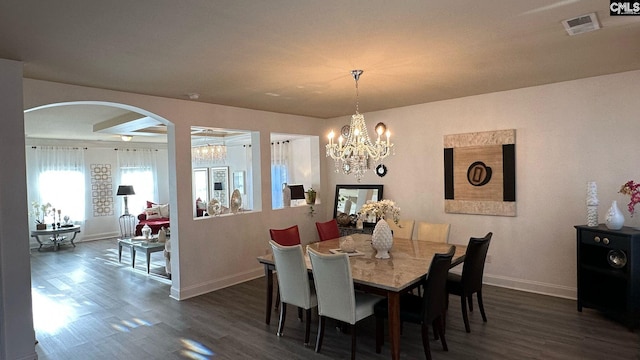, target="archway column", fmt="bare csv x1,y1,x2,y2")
0,59,37,359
